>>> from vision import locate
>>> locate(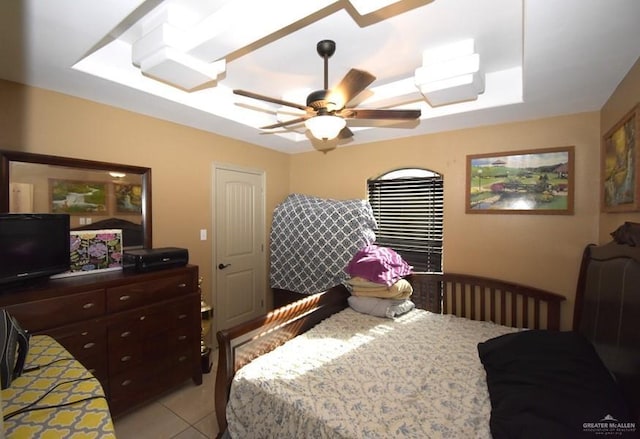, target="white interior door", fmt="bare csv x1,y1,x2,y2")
213,164,266,331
